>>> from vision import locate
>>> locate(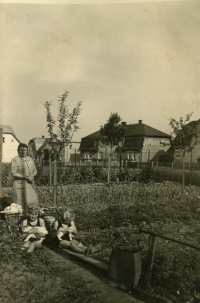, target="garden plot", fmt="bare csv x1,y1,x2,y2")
55,182,200,303
2,181,200,303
